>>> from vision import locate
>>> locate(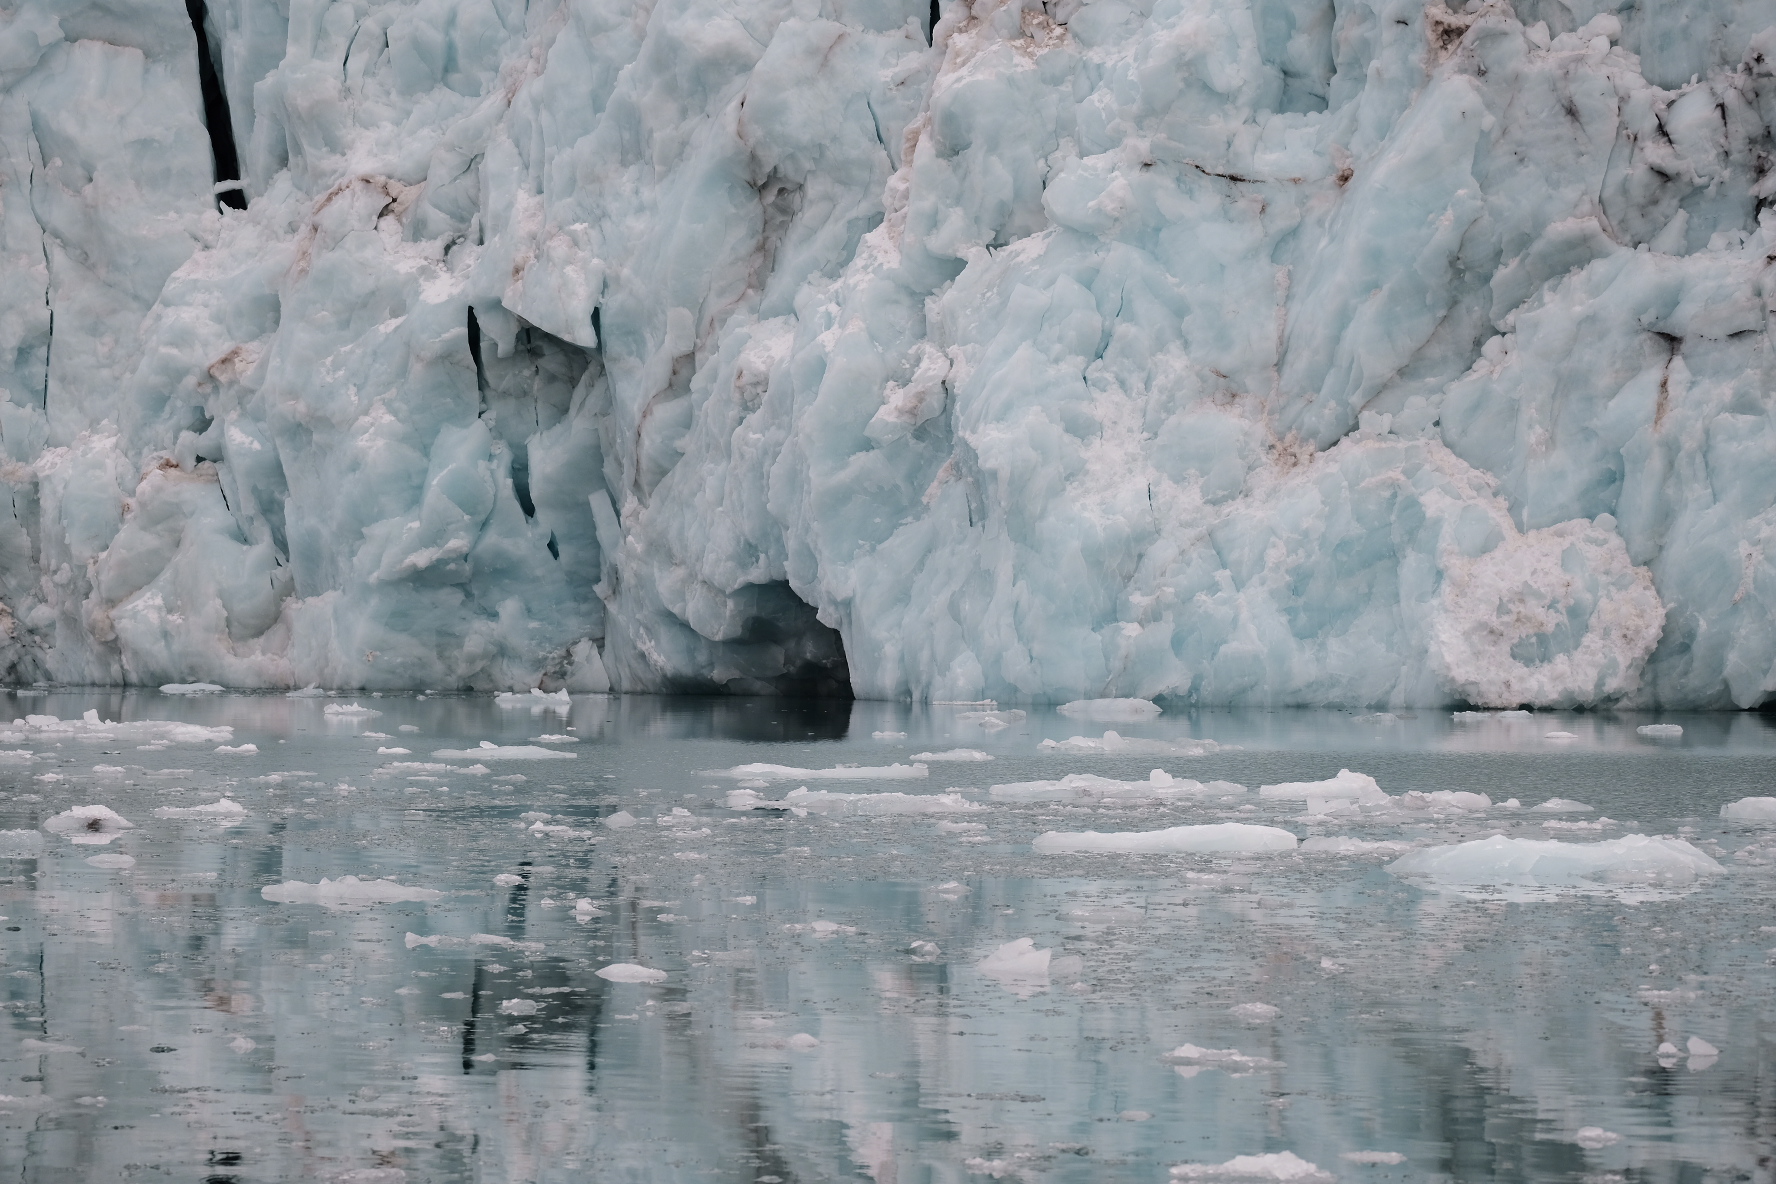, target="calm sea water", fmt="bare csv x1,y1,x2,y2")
1,691,1772,1183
